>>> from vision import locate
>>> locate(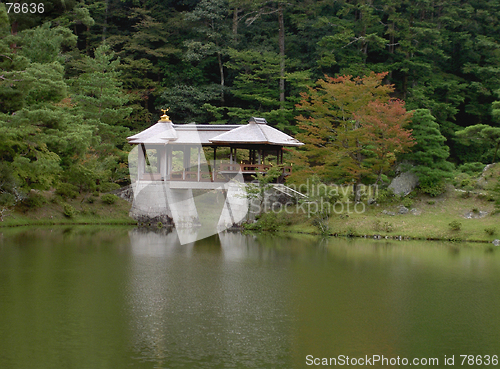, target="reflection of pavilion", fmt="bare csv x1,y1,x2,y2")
126,114,303,240
127,114,303,189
